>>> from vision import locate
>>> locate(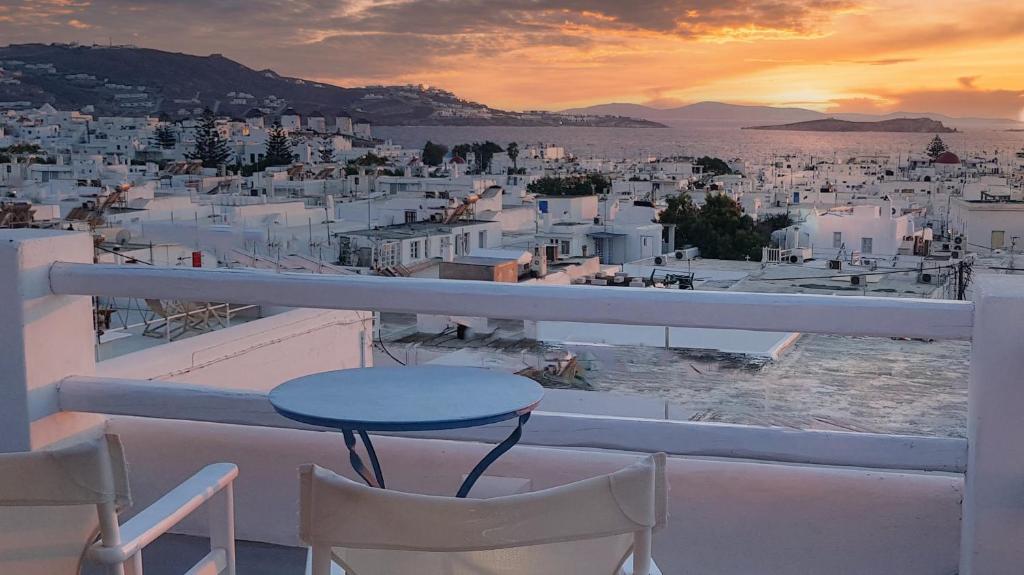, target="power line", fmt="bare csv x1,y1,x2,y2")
94,244,154,265
754,264,955,282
